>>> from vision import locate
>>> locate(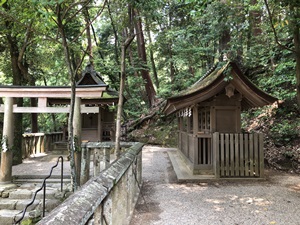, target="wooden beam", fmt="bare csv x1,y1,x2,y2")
0,105,99,114
0,86,106,98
